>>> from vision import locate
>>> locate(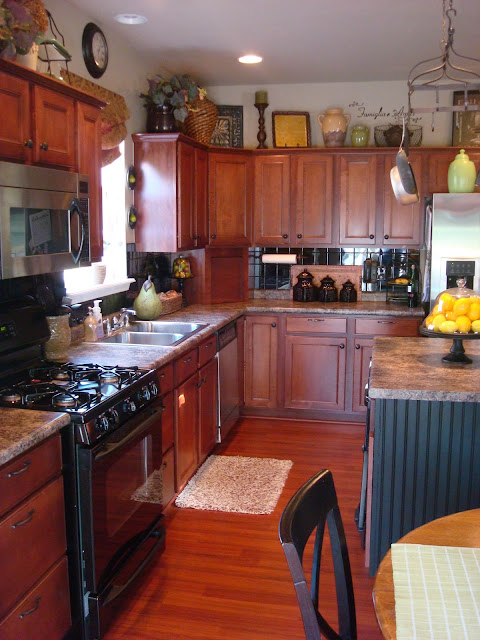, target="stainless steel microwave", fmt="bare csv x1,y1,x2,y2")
0,161,90,279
